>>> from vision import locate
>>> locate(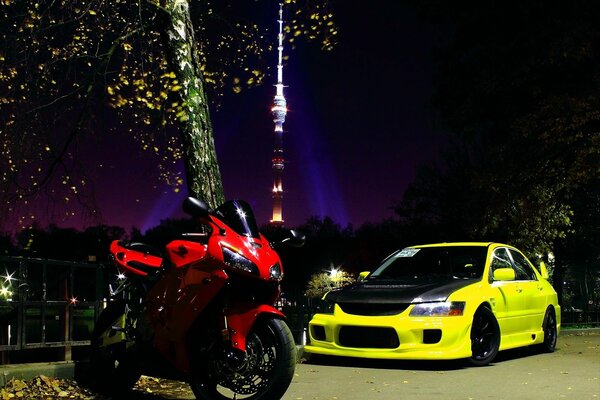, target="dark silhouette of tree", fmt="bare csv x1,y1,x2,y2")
14,223,125,261
0,233,16,256
274,216,353,293
134,217,199,250
403,0,600,302
555,180,600,309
